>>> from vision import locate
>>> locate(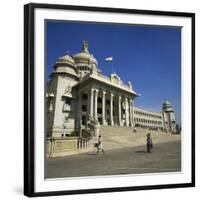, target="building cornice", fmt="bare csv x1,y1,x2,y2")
73,73,140,96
